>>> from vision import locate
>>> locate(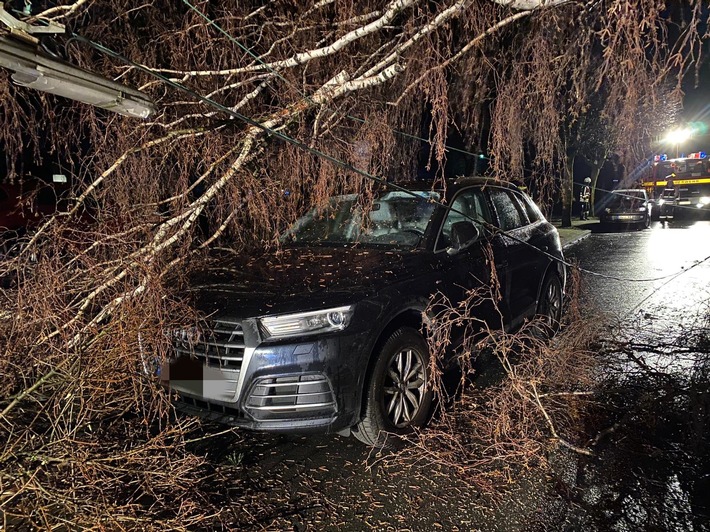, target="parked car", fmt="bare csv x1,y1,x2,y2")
0,180,61,258
0,181,60,229
161,177,566,446
600,188,652,229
